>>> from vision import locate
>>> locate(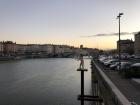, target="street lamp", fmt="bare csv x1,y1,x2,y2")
117,13,124,70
